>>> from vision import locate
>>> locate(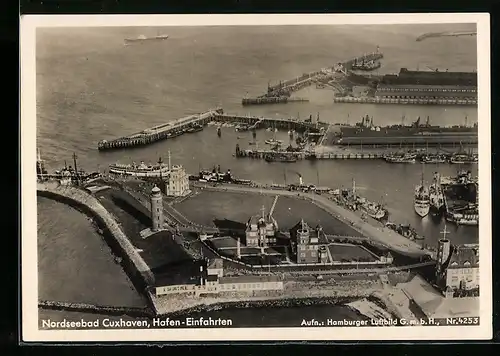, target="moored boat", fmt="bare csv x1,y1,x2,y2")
449,152,478,164
265,139,284,145
265,153,297,163
421,153,447,164
429,172,445,214
384,152,416,163
109,159,170,177
414,172,430,218
360,201,387,220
